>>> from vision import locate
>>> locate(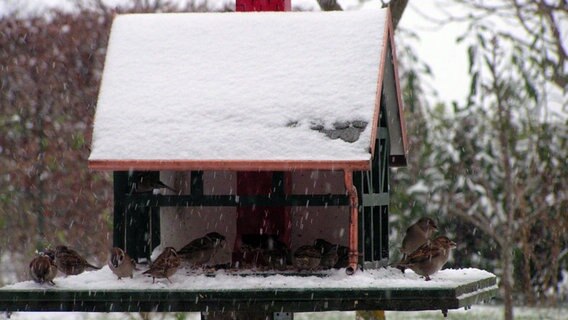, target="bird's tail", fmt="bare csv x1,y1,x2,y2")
386,260,408,273
86,263,102,270
158,181,178,193
131,258,140,271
